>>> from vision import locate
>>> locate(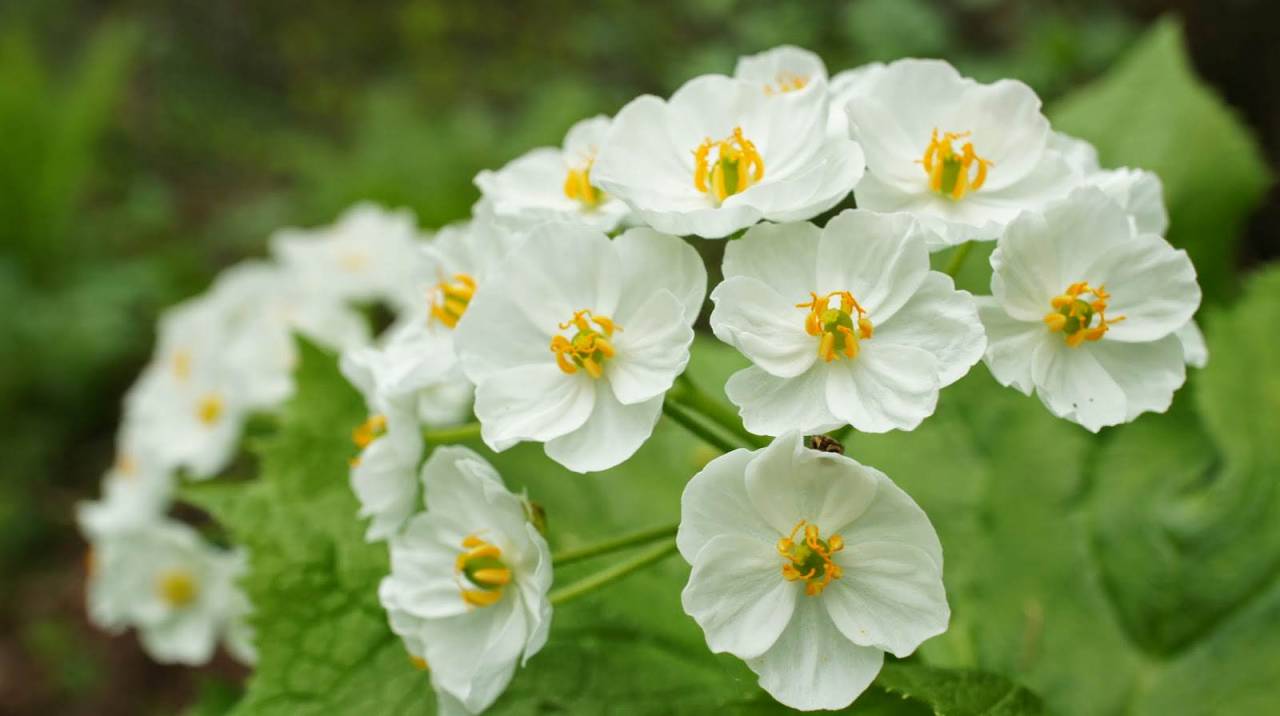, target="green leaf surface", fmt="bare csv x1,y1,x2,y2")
1049,17,1271,303
876,662,1046,715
